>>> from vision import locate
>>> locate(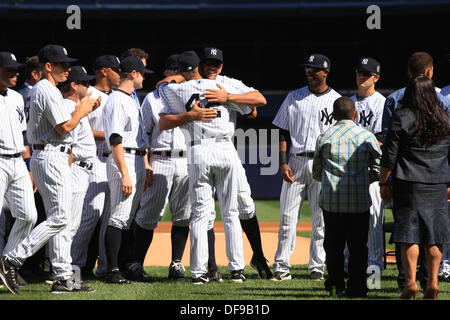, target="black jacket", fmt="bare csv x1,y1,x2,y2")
381,108,450,184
